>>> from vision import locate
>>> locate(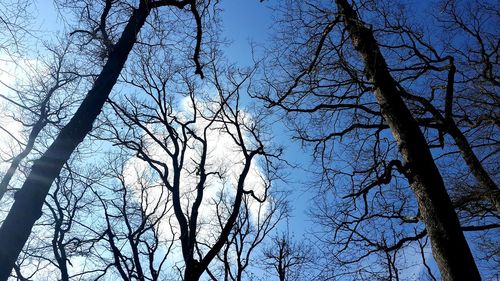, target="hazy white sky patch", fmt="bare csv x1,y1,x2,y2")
0,55,39,168
121,94,270,268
